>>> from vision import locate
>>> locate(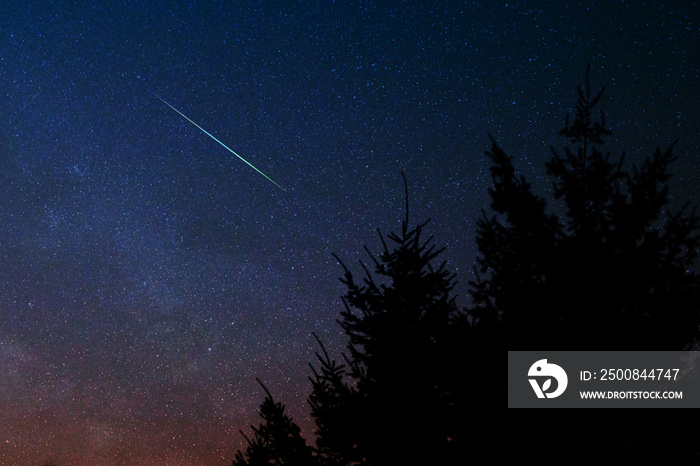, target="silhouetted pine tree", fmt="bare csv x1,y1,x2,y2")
307,332,363,466
232,379,315,466
308,174,467,465
470,66,700,350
